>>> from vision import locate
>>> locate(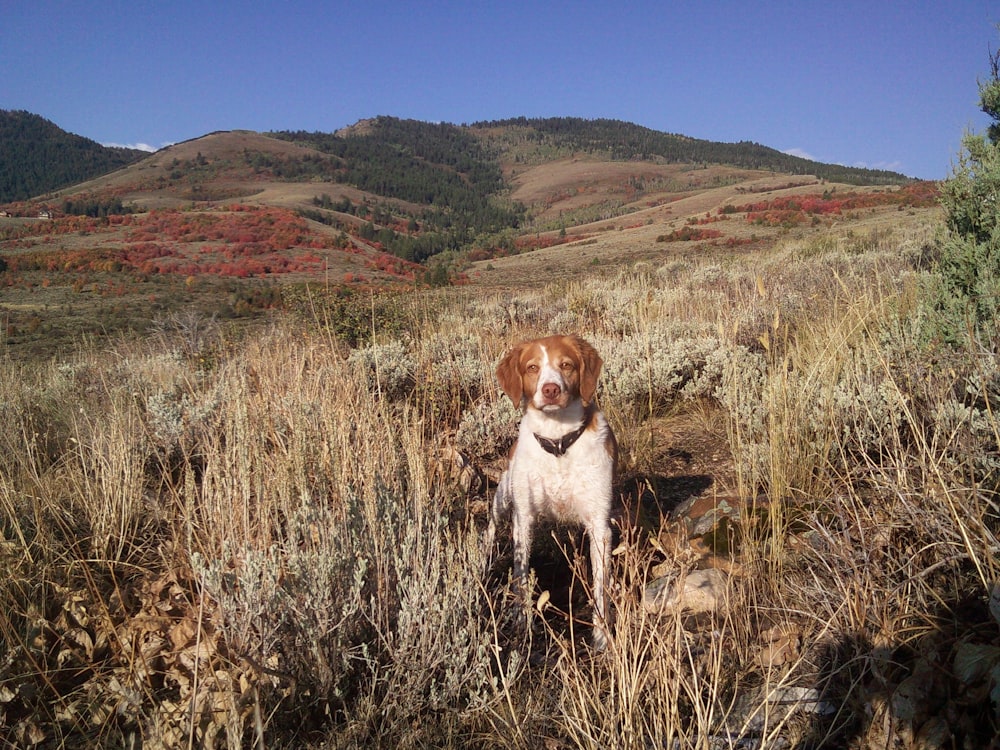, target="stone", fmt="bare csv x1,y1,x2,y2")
670,494,743,537
643,567,729,614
